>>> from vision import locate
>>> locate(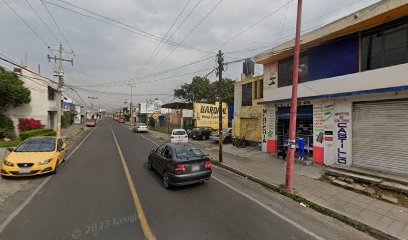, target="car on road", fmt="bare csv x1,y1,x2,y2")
210,128,232,143
1,137,67,177
85,118,96,127
119,118,125,123
191,127,214,140
132,123,148,133
170,129,188,143
147,143,212,188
